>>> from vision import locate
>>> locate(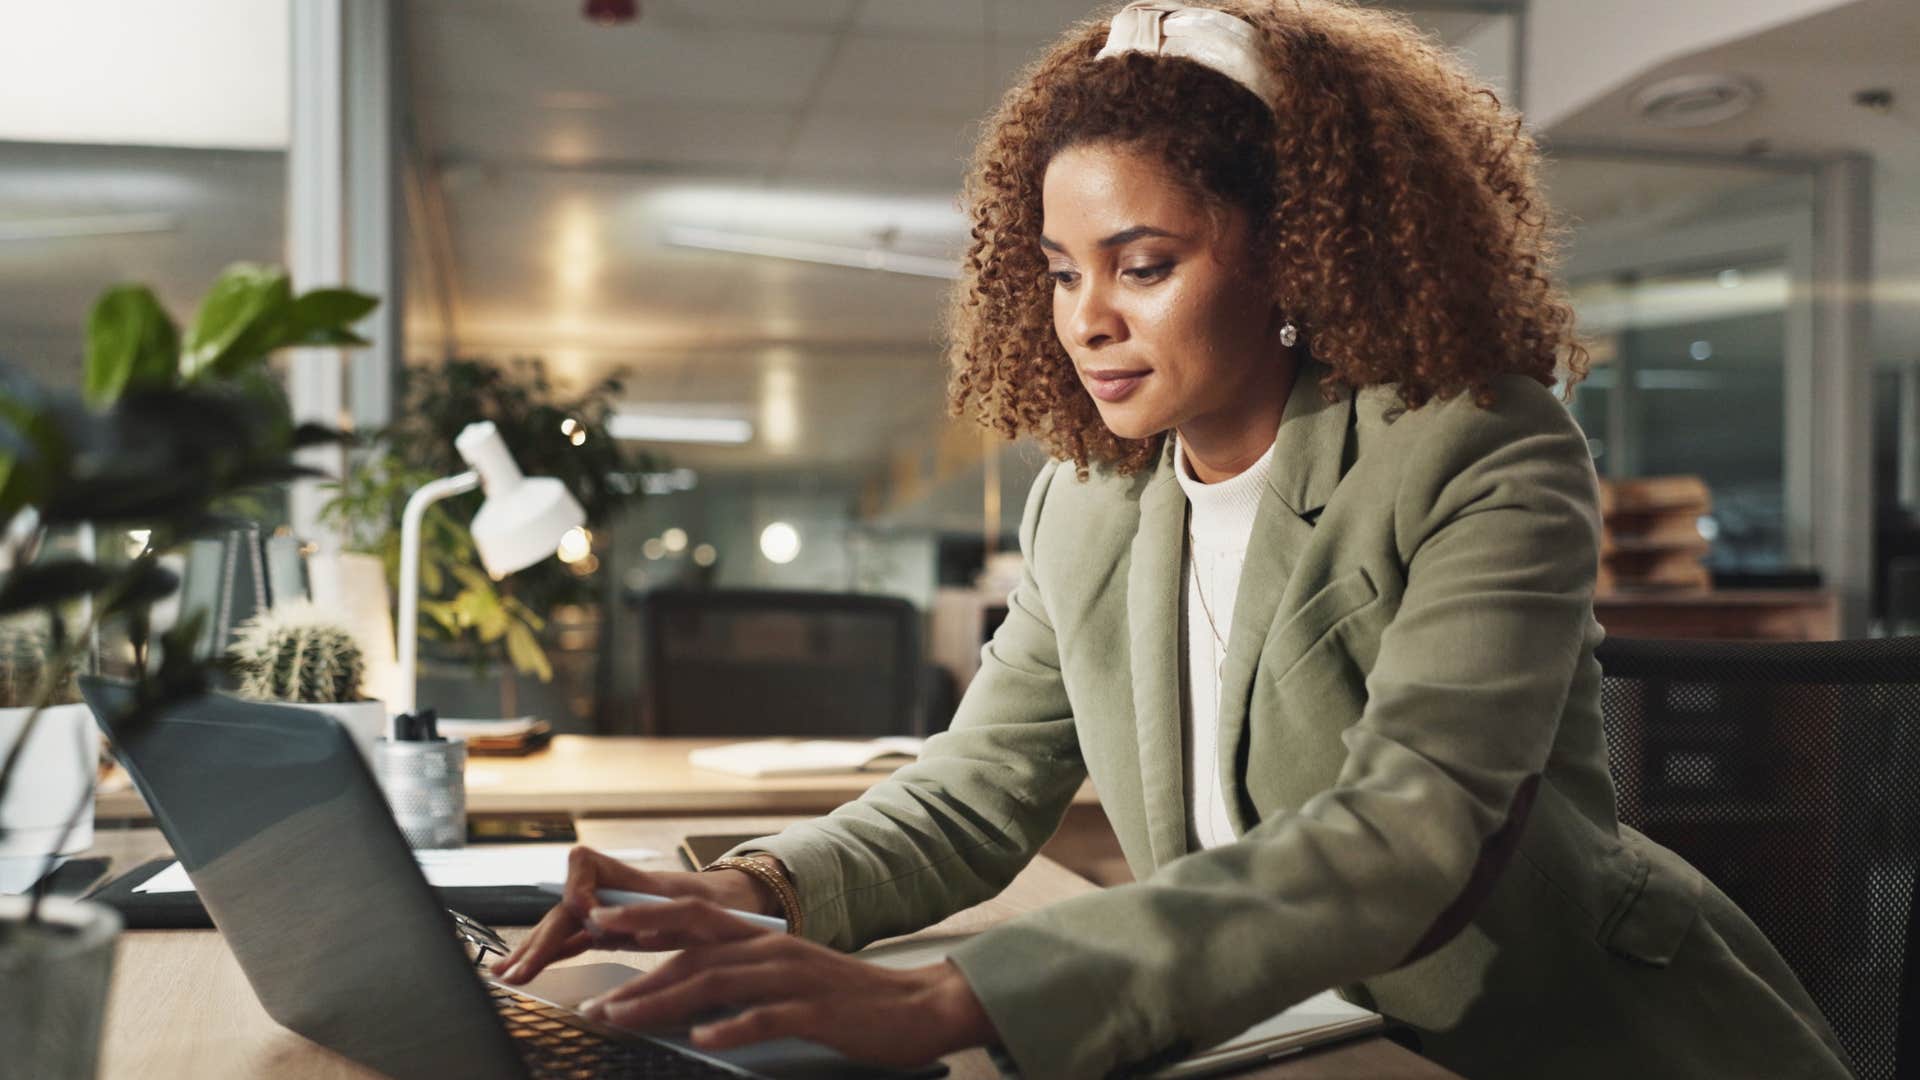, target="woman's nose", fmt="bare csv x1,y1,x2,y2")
1068,282,1126,350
